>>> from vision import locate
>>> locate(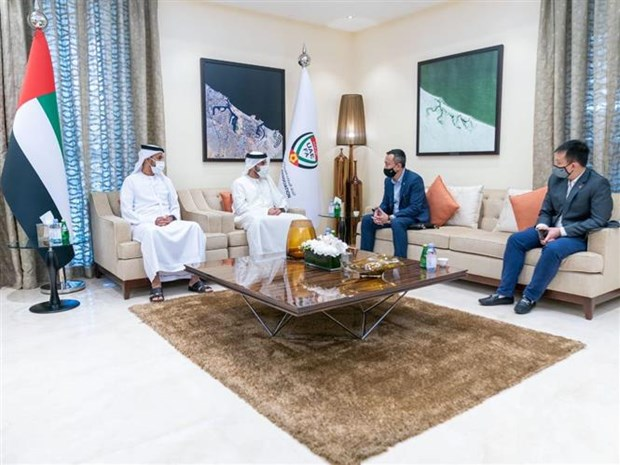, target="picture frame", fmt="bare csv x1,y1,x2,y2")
416,45,504,156
200,58,285,161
